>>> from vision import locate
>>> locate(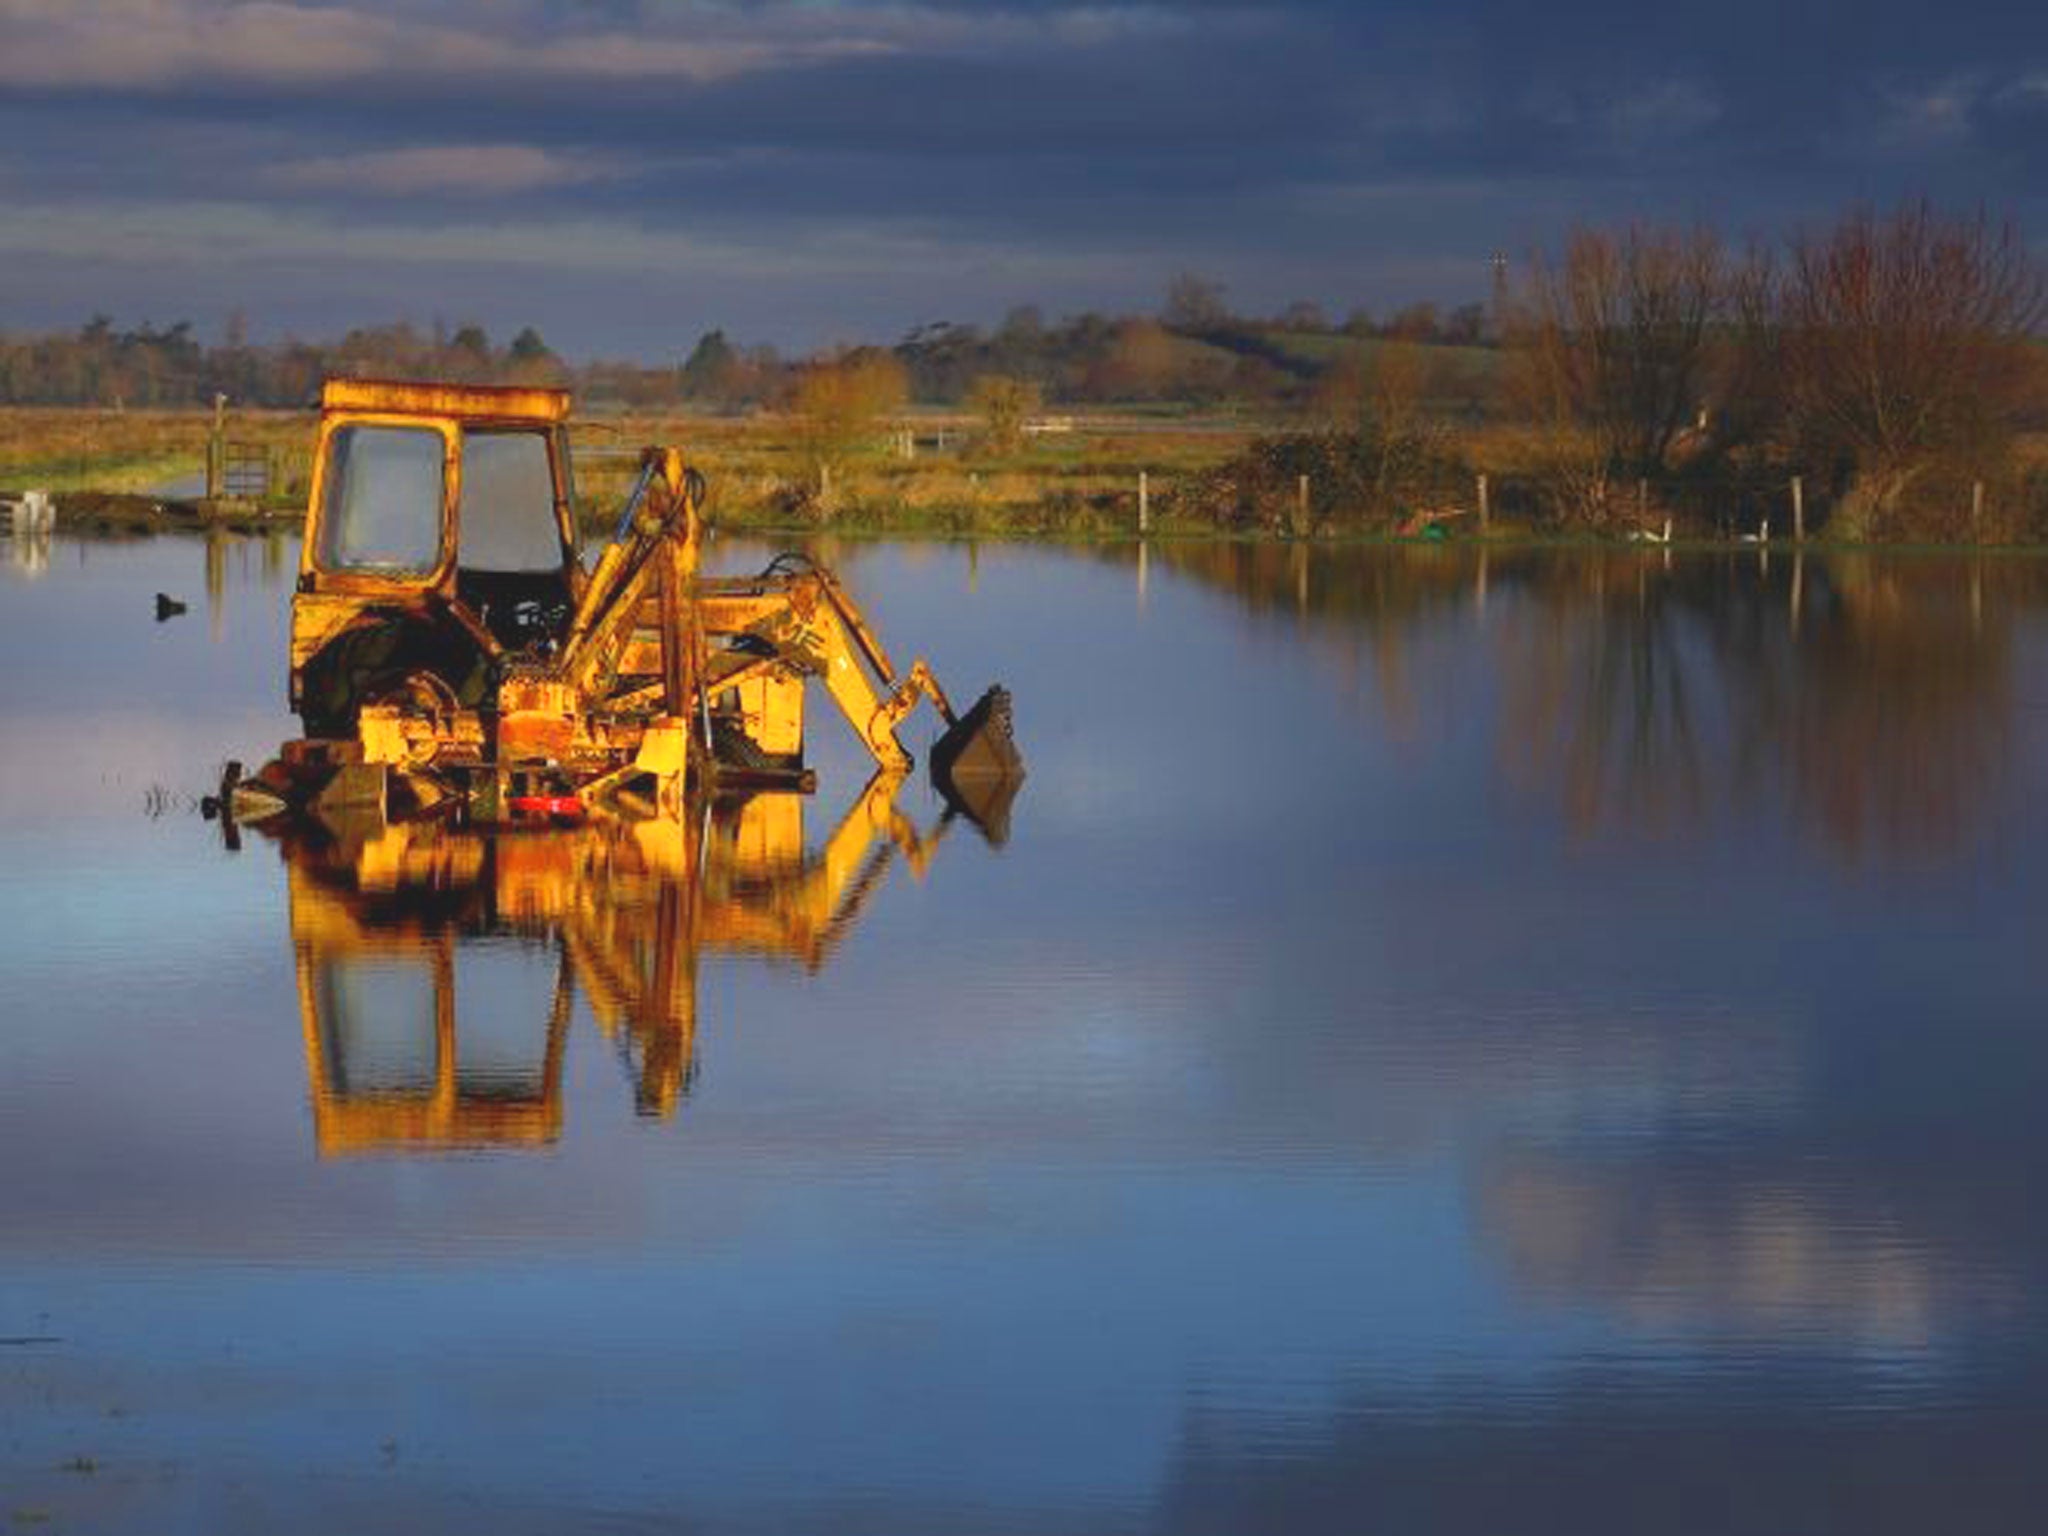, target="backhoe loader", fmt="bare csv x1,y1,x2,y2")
240,379,1021,829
